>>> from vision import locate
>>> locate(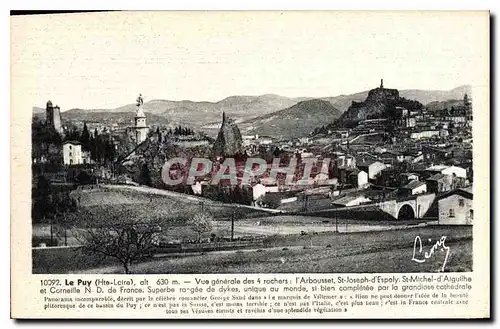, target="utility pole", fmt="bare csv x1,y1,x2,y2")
63,212,67,246
50,217,53,246
335,215,338,233
231,212,235,241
